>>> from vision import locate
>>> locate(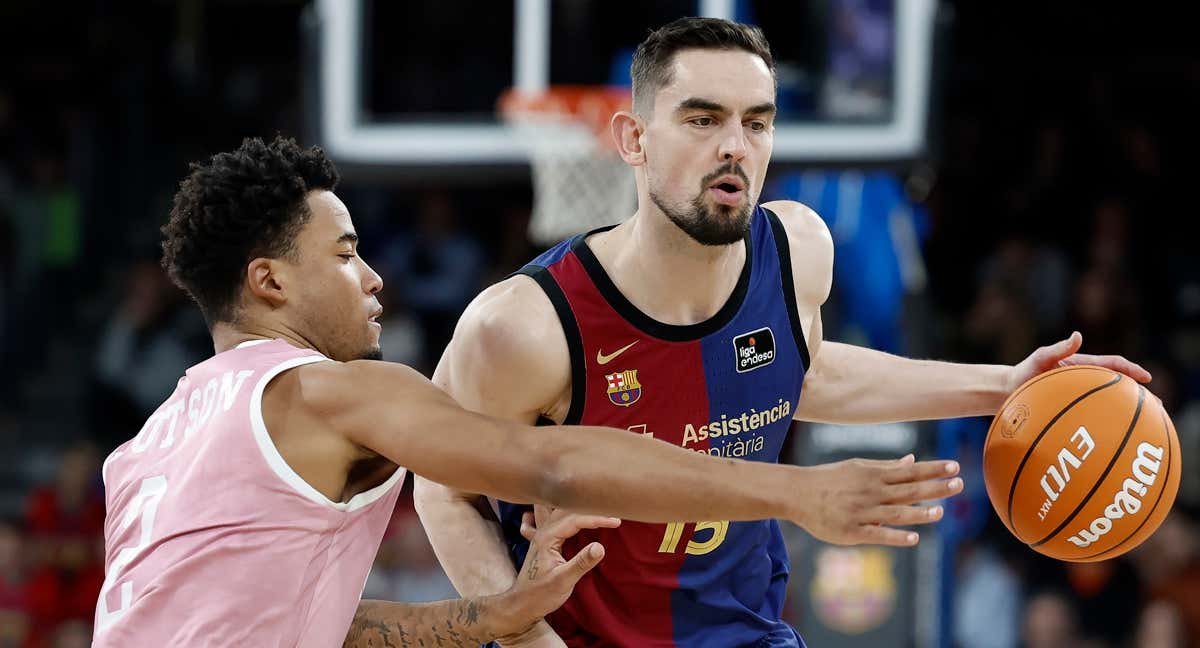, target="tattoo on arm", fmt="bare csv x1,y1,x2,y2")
343,599,493,648
525,546,541,581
